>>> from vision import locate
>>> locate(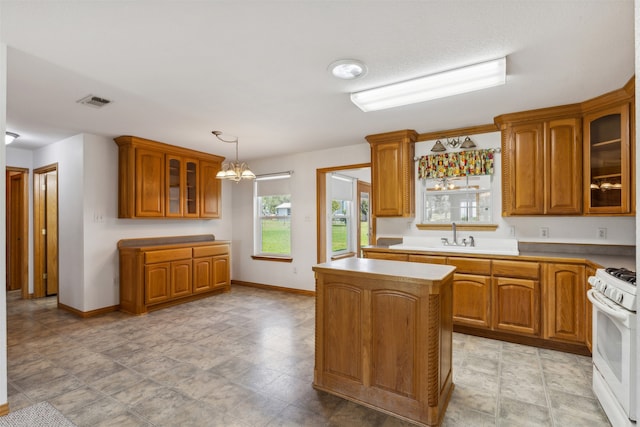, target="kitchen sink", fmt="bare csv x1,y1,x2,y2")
389,236,519,256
